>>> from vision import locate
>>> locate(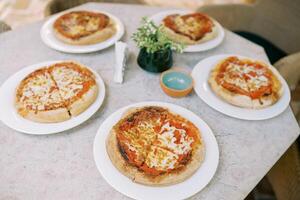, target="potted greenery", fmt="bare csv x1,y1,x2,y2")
132,17,184,73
